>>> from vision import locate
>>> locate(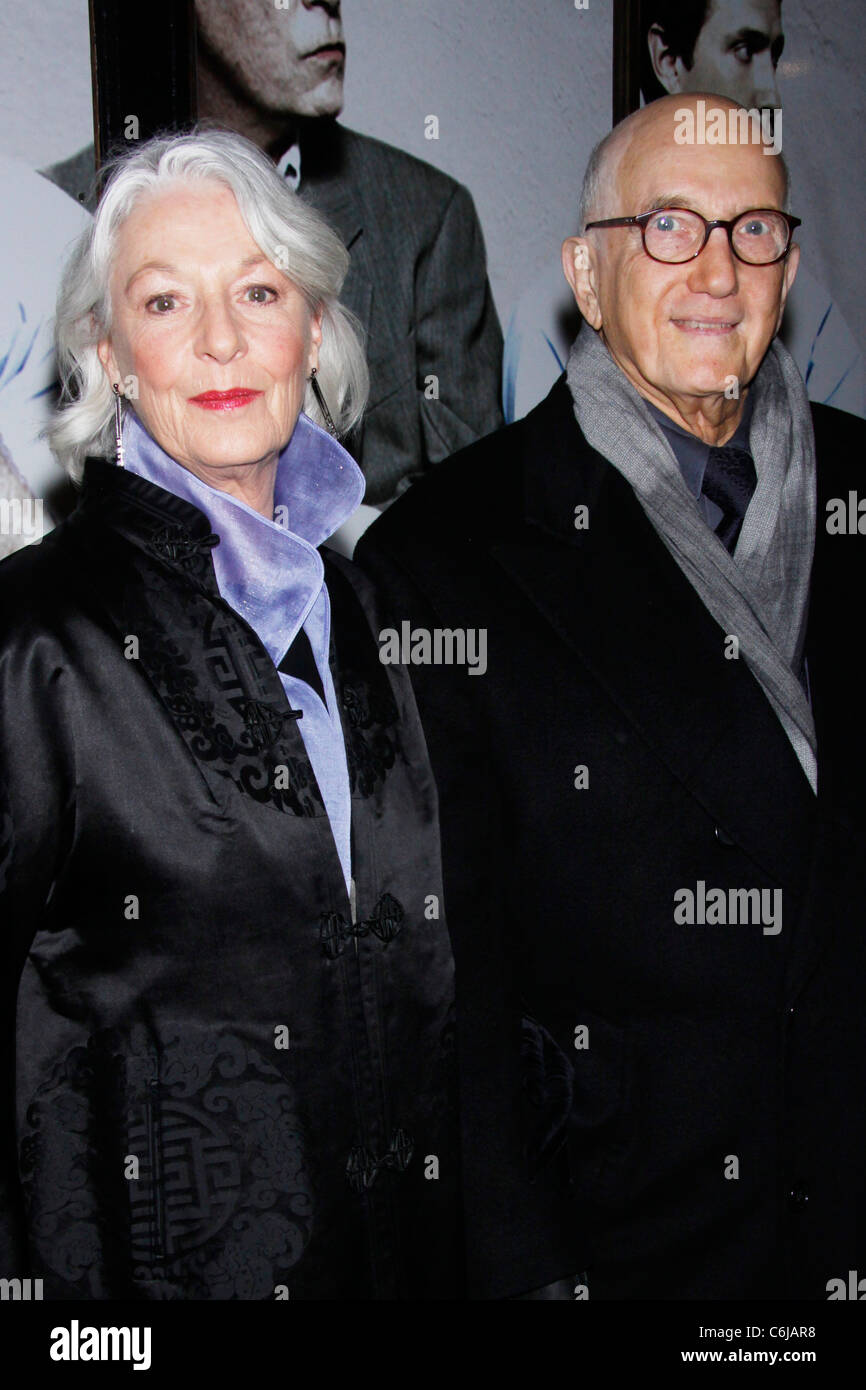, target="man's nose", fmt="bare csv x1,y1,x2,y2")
686,227,739,296
752,50,780,108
